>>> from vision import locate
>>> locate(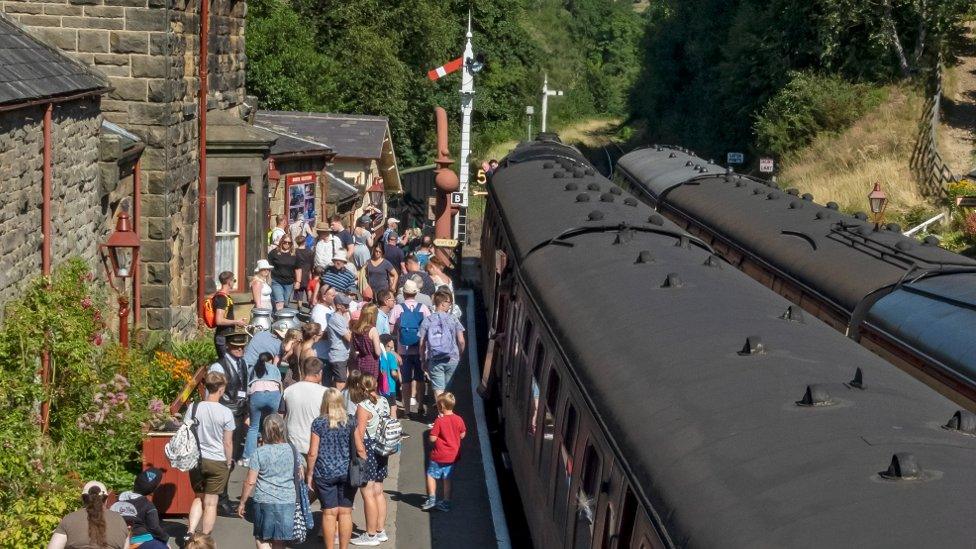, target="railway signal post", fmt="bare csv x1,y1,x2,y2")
540,73,563,133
